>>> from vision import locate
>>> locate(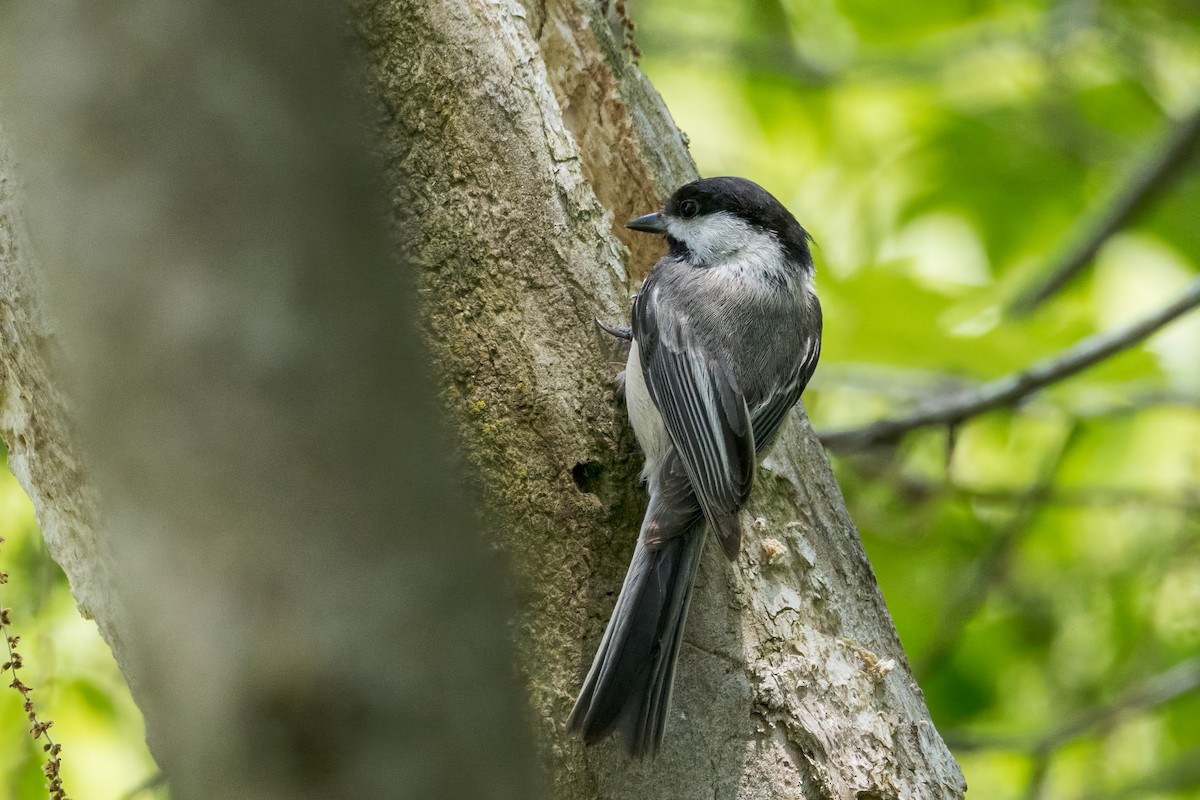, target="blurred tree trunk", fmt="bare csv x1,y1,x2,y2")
0,1,966,799
0,2,538,799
